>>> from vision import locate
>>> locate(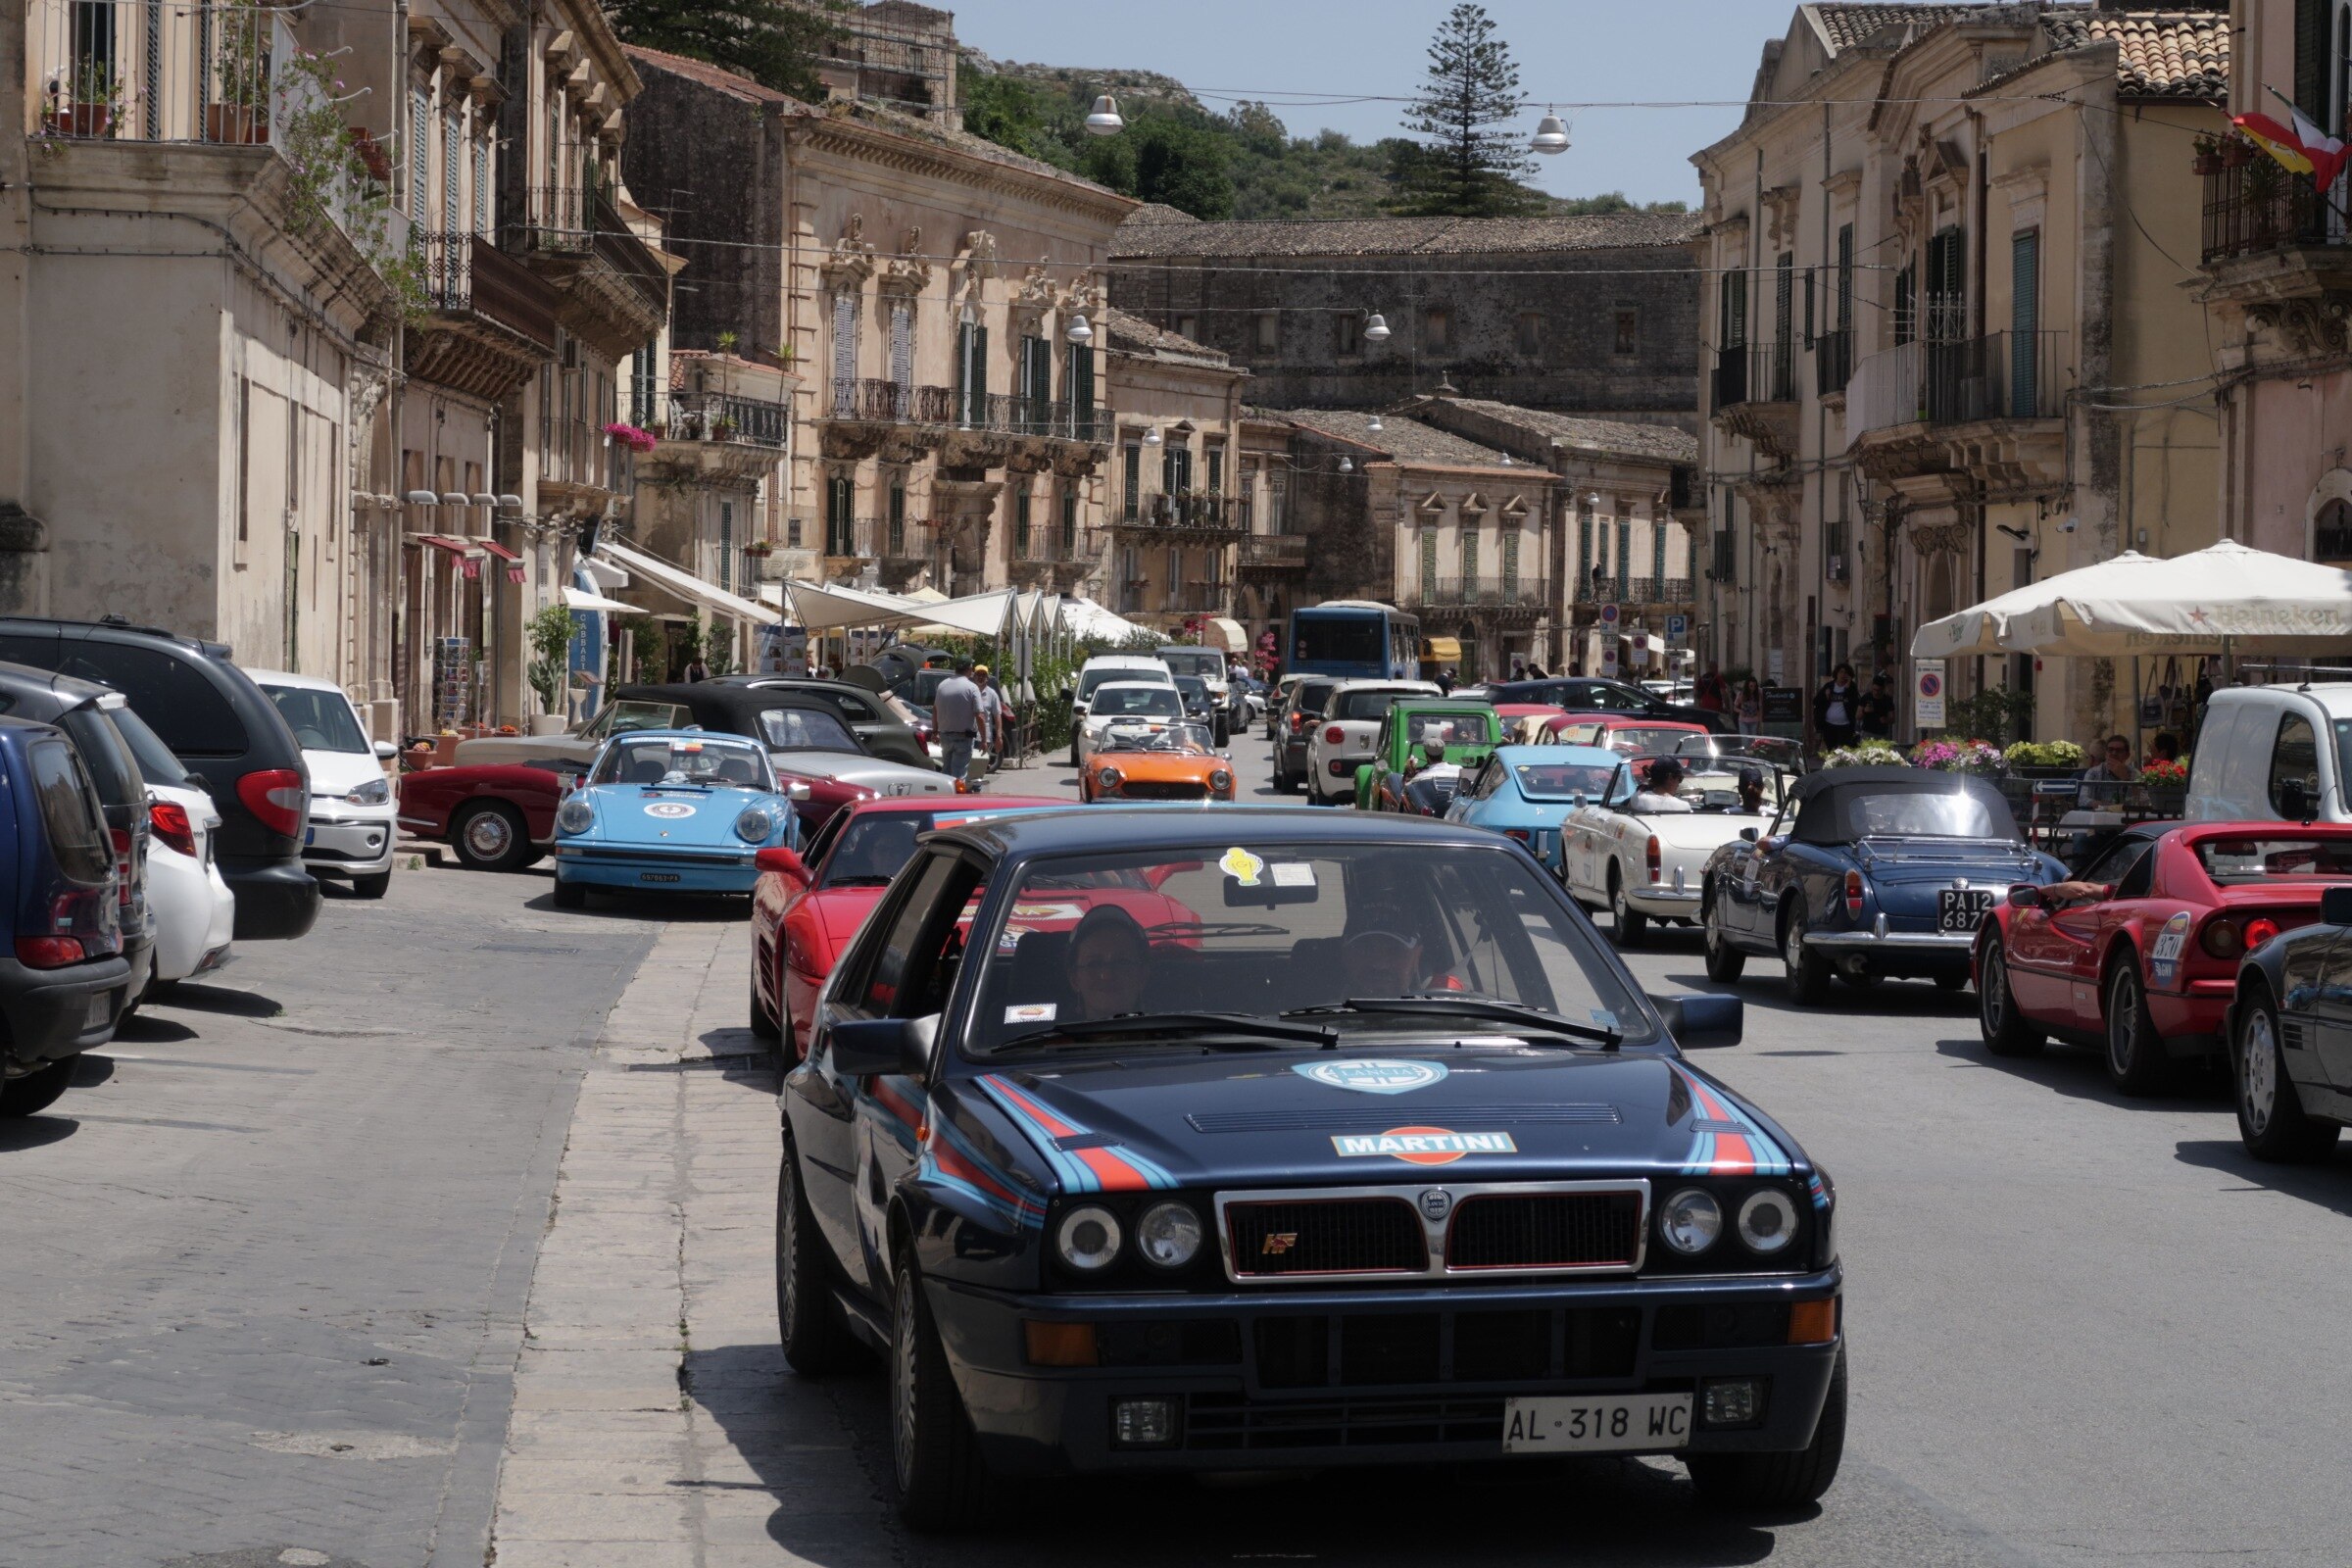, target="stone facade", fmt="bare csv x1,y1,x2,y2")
1109,210,1704,423
1101,309,1250,630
